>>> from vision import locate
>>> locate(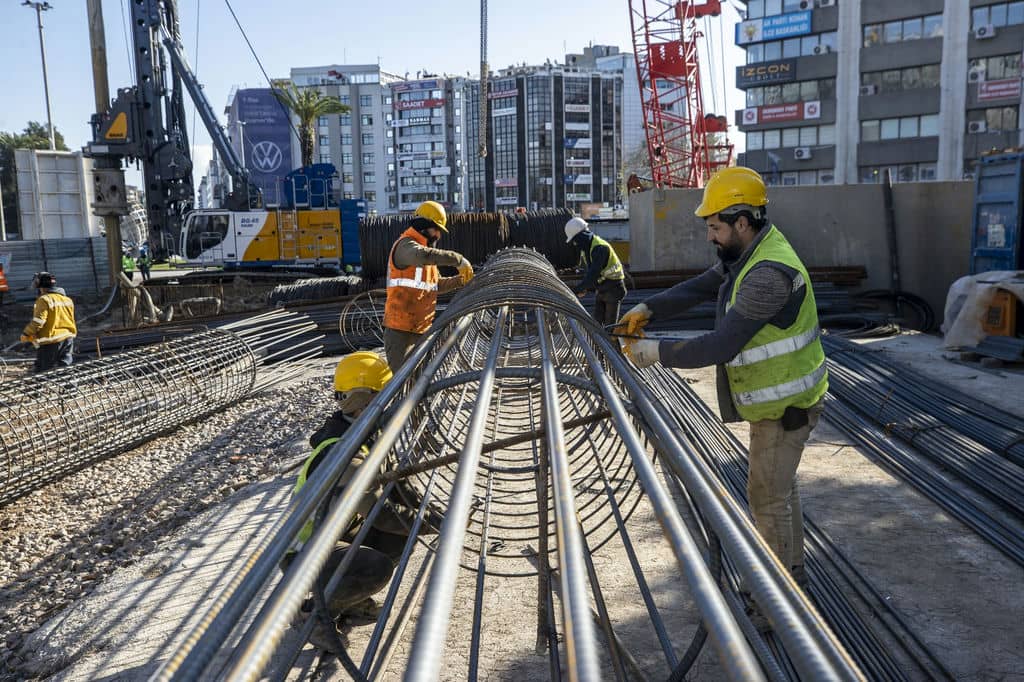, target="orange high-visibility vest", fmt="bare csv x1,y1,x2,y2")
0,266,8,293
383,227,440,334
